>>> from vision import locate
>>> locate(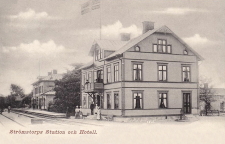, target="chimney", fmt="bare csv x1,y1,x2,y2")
120,33,130,41
142,21,154,34
52,69,57,74
48,72,52,76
